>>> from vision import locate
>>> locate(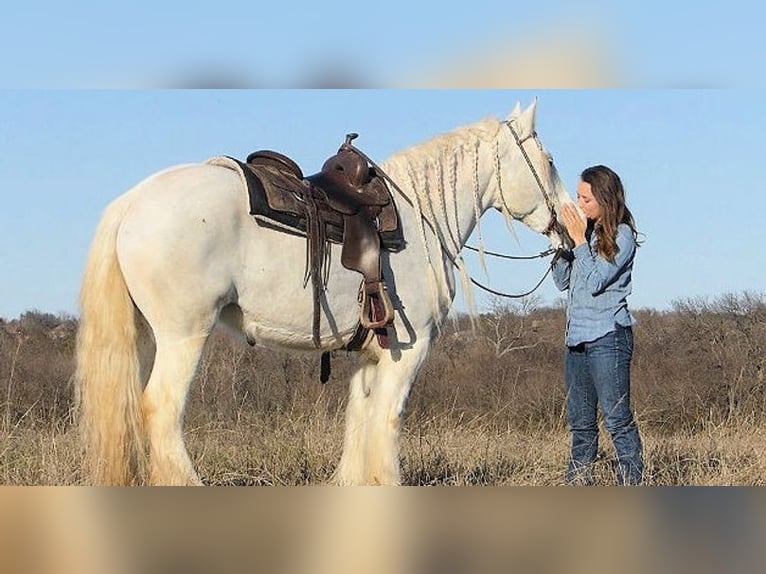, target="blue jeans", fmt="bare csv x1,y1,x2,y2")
565,325,644,485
